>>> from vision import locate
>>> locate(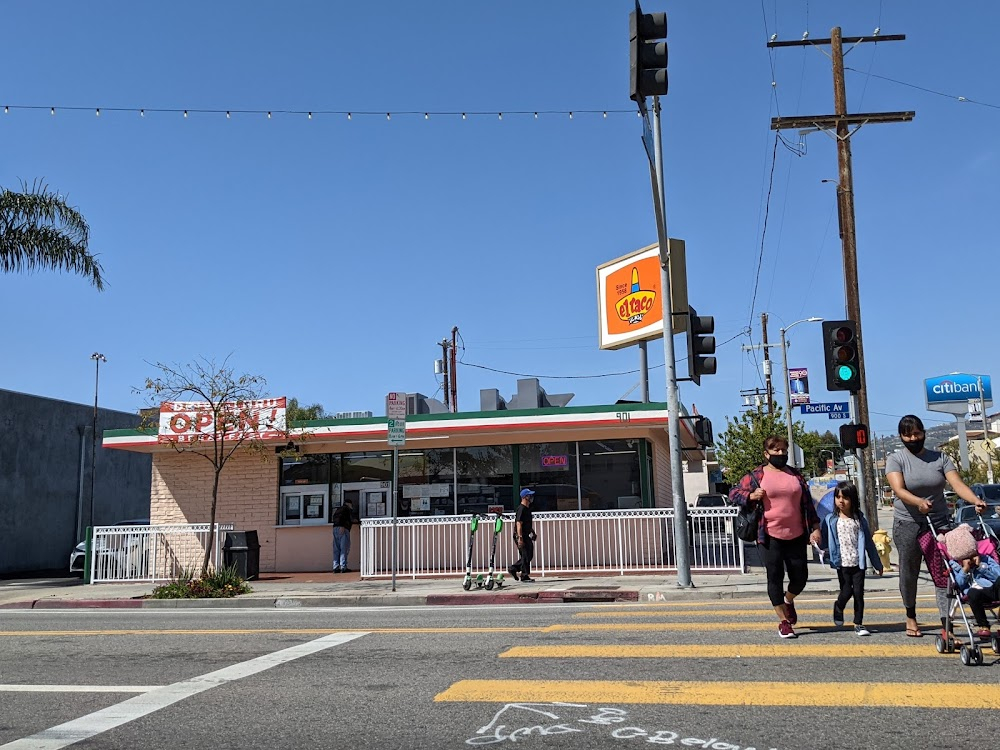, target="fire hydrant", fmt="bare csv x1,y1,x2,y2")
872,528,893,572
